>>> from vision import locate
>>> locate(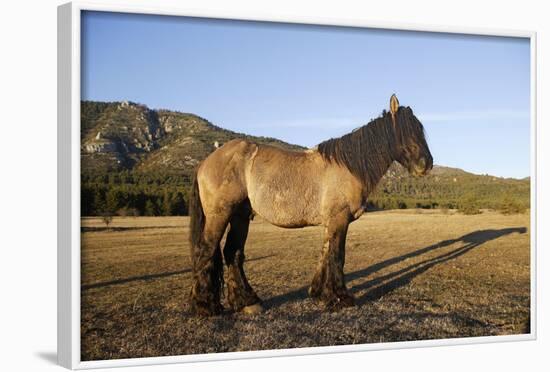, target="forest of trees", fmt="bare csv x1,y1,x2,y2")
81,171,189,216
